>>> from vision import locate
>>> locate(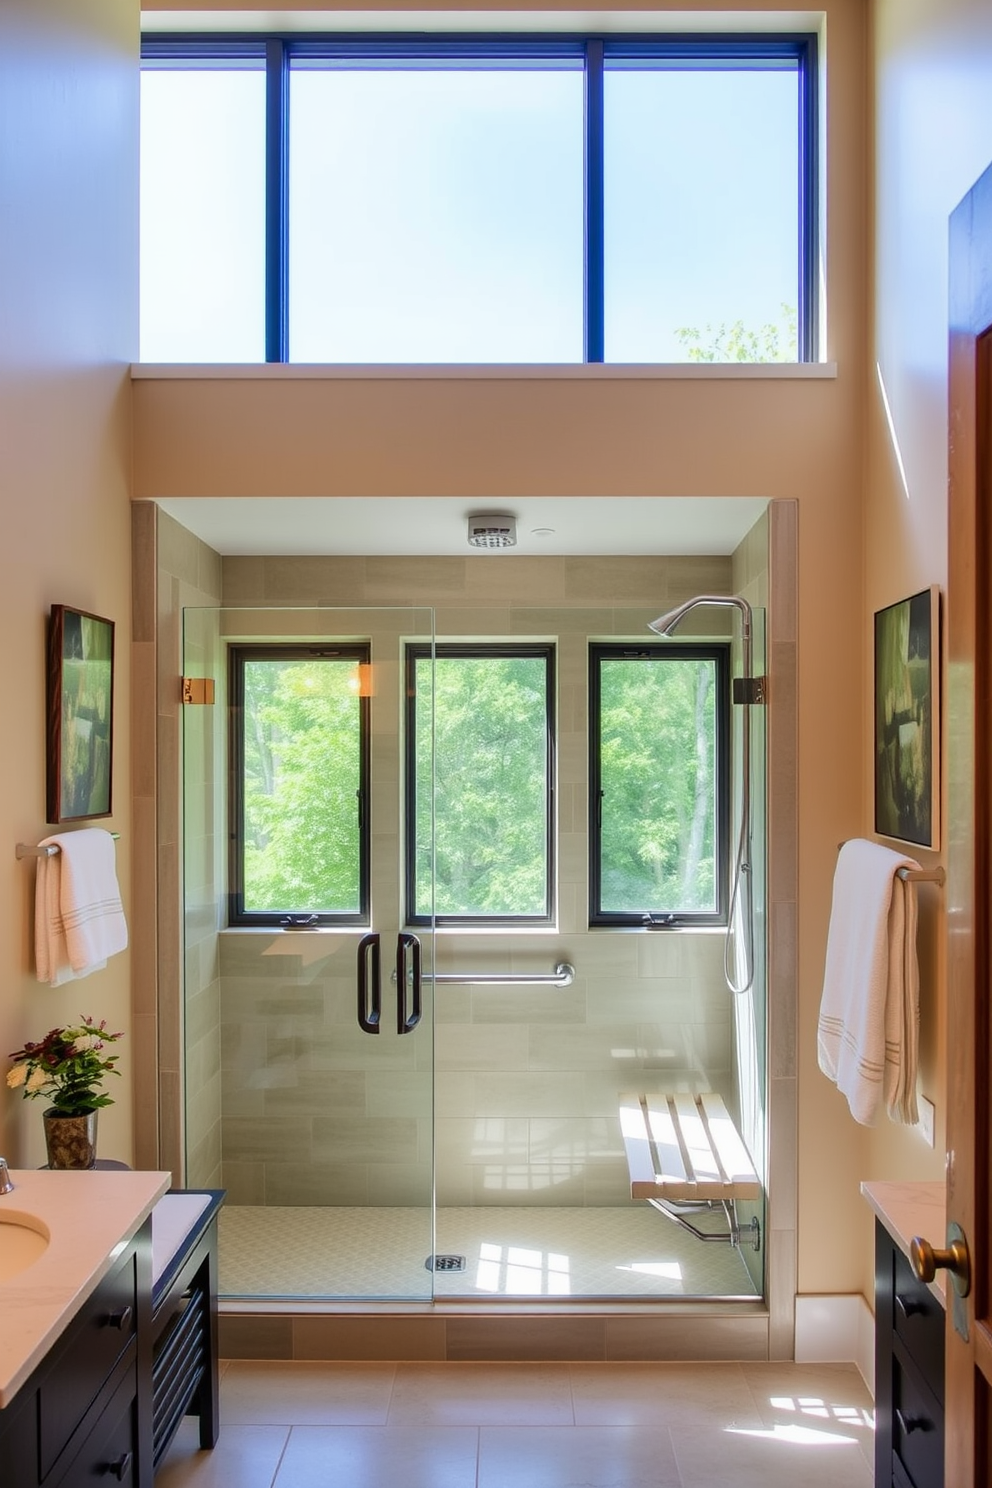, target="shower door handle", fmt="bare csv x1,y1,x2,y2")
357,933,381,1035
396,933,422,1035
